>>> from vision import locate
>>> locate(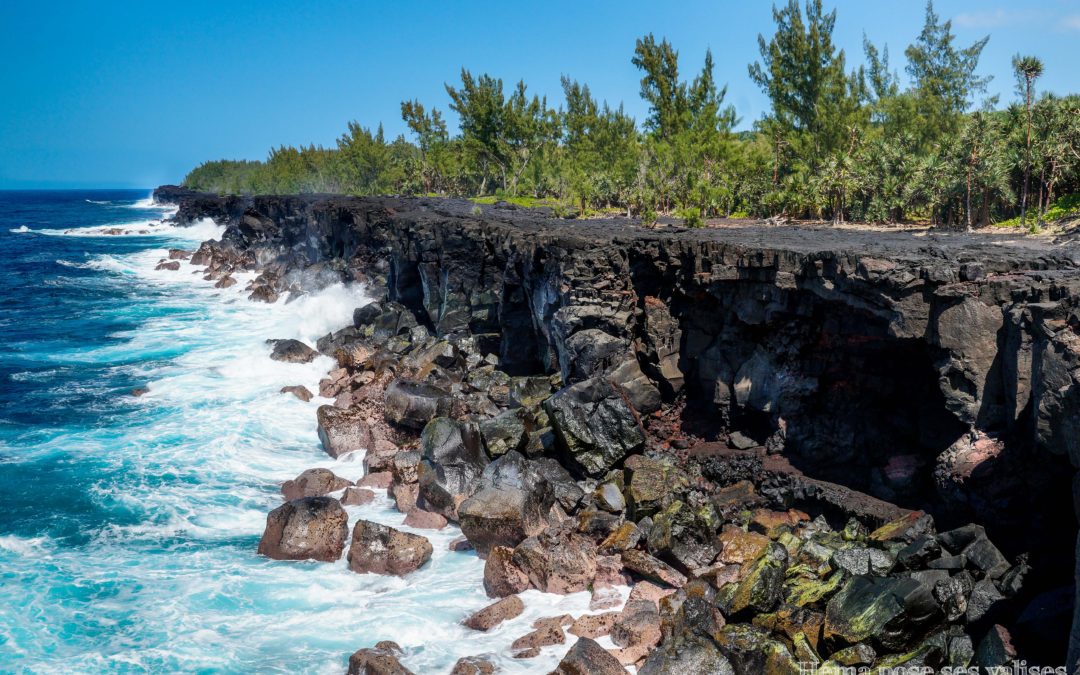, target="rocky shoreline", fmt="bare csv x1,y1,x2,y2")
153,185,1080,672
